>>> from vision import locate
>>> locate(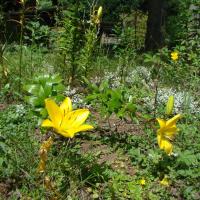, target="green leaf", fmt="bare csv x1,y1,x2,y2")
82,76,99,92
53,84,65,93
54,95,65,102
126,103,137,113
99,80,109,92
25,96,42,107
40,108,48,118
23,84,40,95
0,142,7,153
51,74,63,84
85,94,99,102
117,107,126,118
43,83,52,97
